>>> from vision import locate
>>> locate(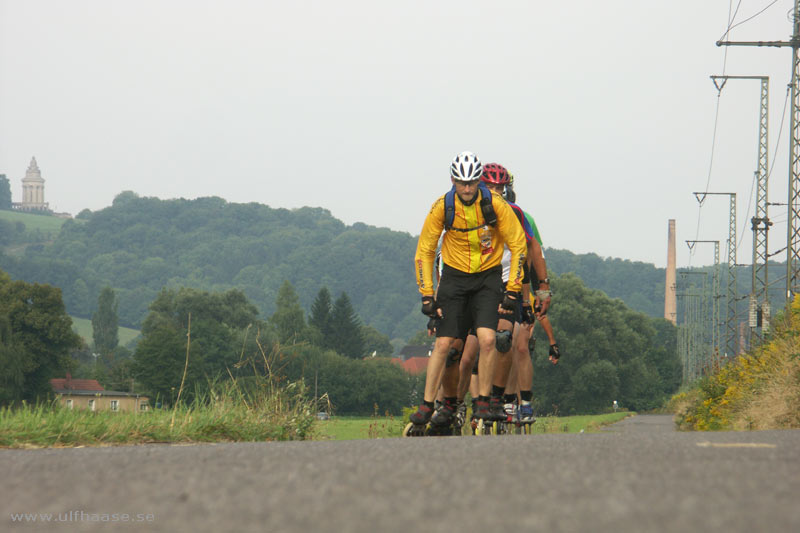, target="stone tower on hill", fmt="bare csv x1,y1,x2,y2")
19,157,49,212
